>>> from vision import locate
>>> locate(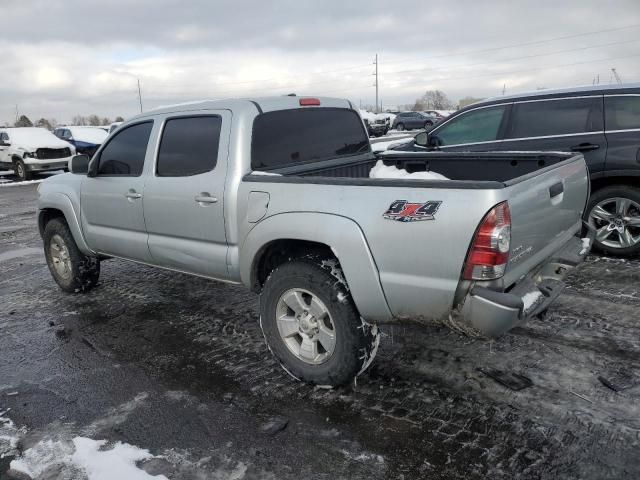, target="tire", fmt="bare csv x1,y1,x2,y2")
43,218,100,293
259,258,380,386
396,123,404,131
586,185,640,256
424,121,433,128
14,158,32,181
